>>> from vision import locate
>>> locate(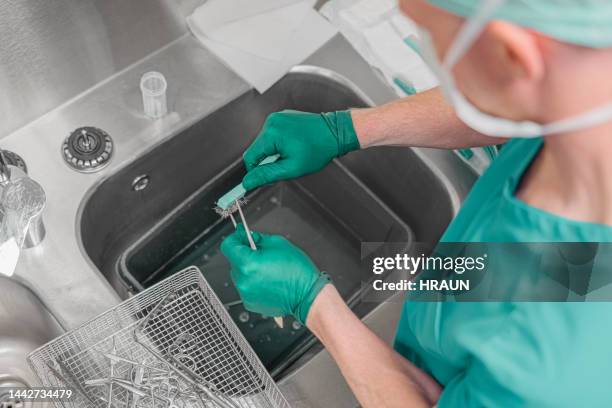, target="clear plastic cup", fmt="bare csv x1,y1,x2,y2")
140,71,168,119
